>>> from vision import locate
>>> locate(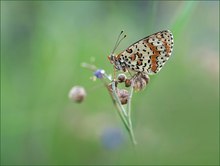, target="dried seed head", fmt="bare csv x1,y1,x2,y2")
117,89,129,105
132,73,150,91
94,69,105,79
117,74,127,83
141,73,150,84
68,86,87,103
133,78,146,91
125,79,131,87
